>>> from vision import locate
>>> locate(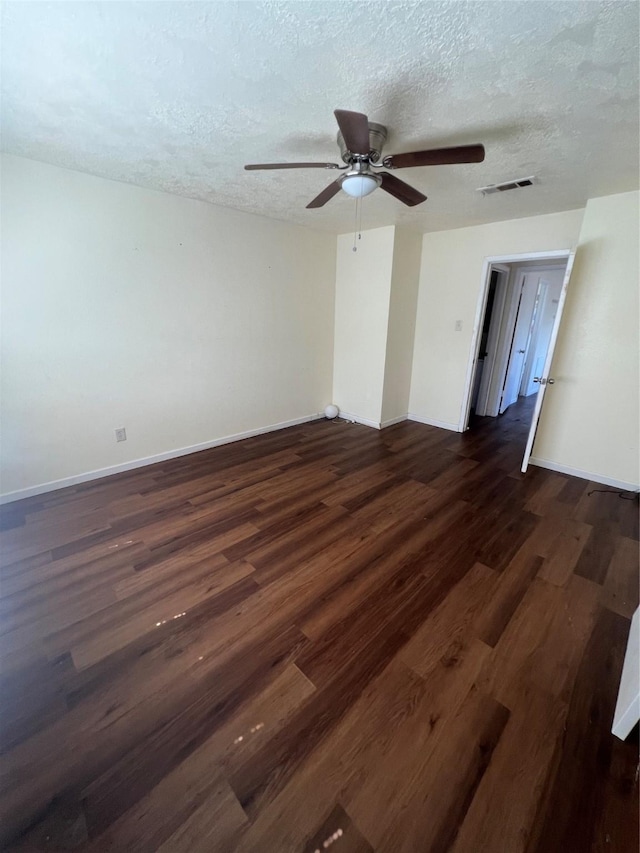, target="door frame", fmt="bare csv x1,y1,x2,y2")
474,264,510,417
459,250,573,433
